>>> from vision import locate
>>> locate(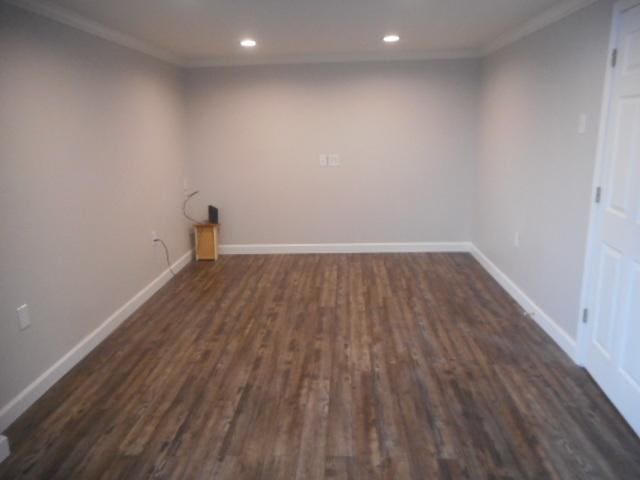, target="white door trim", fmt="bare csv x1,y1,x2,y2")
576,0,640,365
